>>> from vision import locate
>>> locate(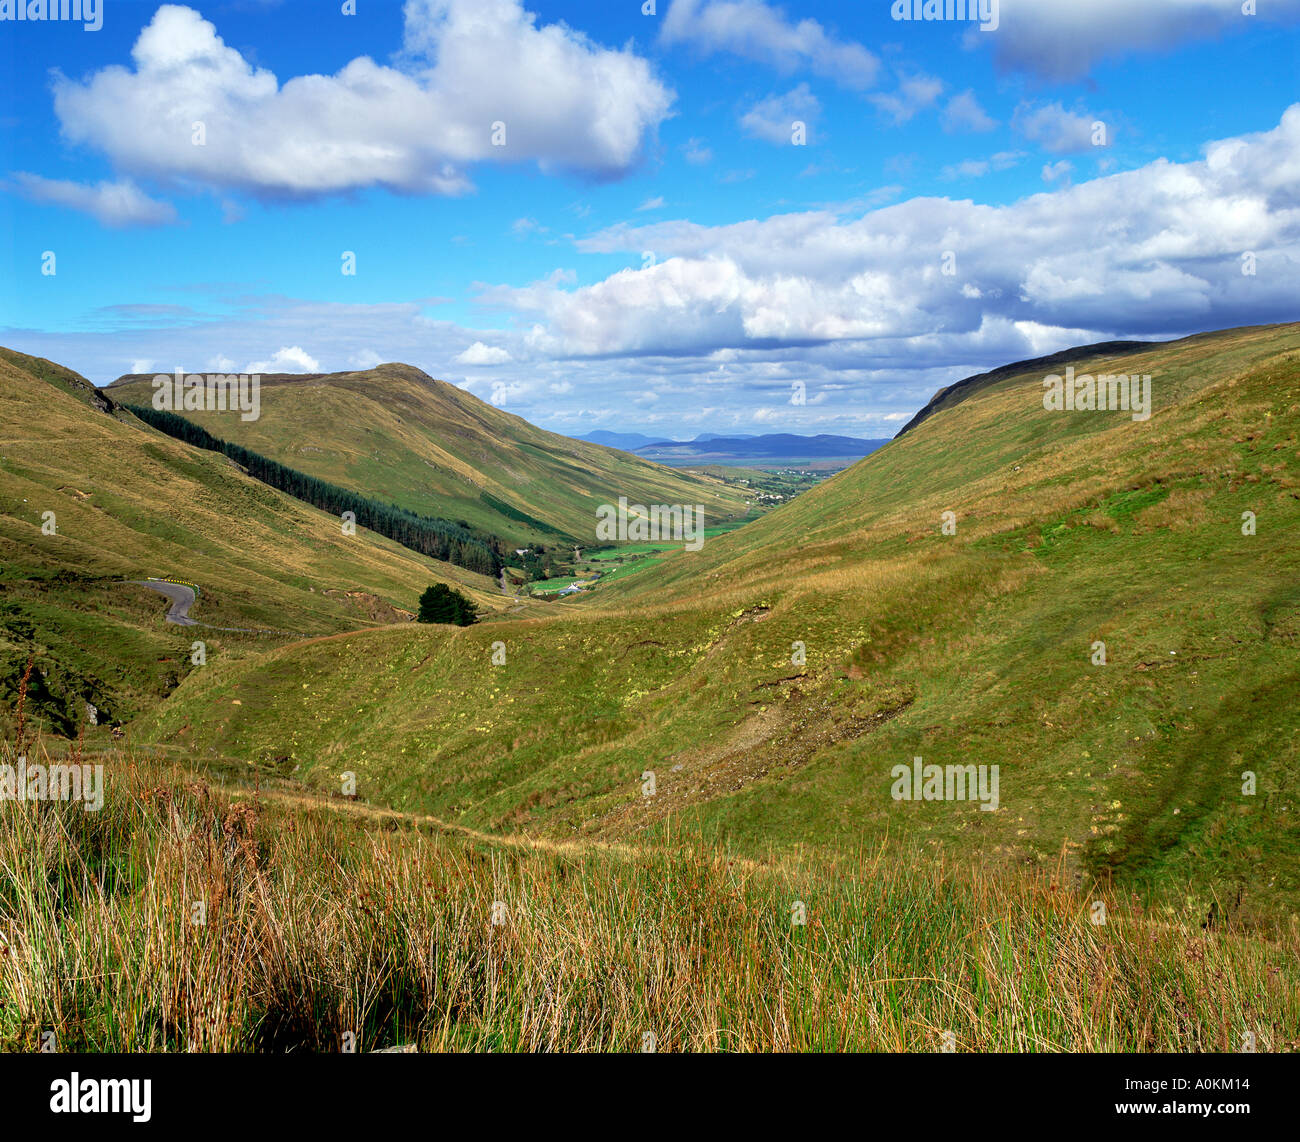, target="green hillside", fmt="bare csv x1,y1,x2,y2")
107,364,752,549
130,321,1300,922
0,348,513,736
